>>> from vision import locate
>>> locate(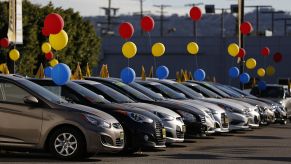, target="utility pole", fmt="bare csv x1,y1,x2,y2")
238,0,245,89
133,0,146,36
261,10,285,34
100,0,119,35
154,4,171,37
185,3,203,37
